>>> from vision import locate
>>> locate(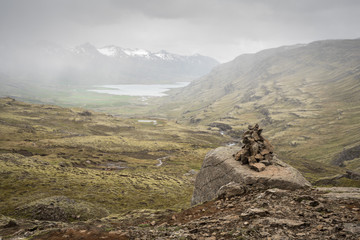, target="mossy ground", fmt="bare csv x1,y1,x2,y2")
0,97,228,219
